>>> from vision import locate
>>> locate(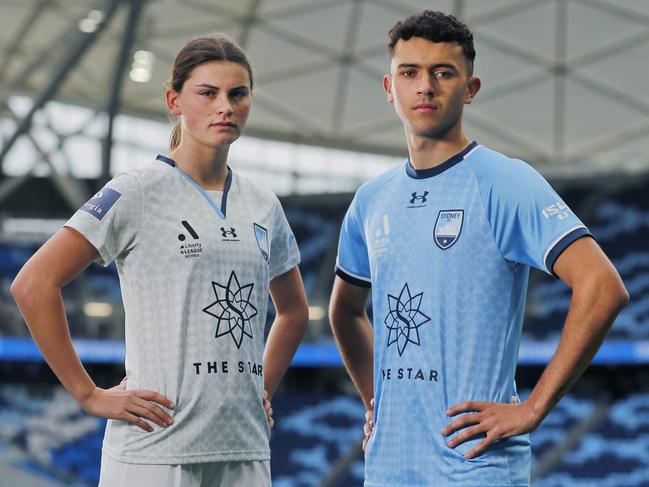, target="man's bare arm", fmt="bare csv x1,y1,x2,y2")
329,276,373,409
444,237,629,458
